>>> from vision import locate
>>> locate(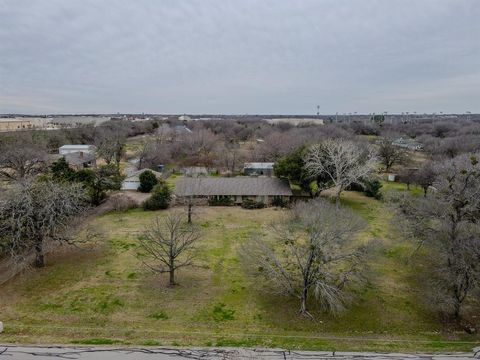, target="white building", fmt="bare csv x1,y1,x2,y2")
59,145,96,155
244,162,274,176
121,169,163,191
